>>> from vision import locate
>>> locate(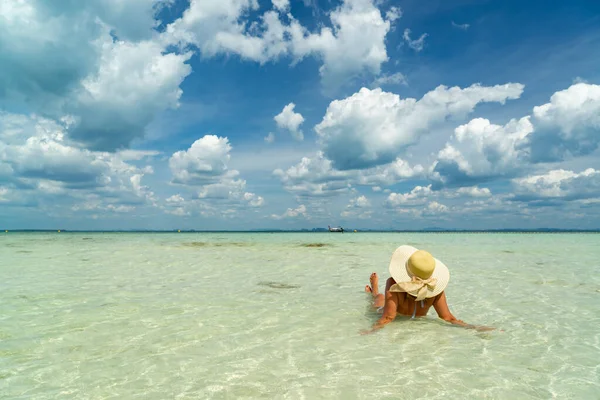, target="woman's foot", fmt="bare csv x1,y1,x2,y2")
365,285,372,293
369,272,379,296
